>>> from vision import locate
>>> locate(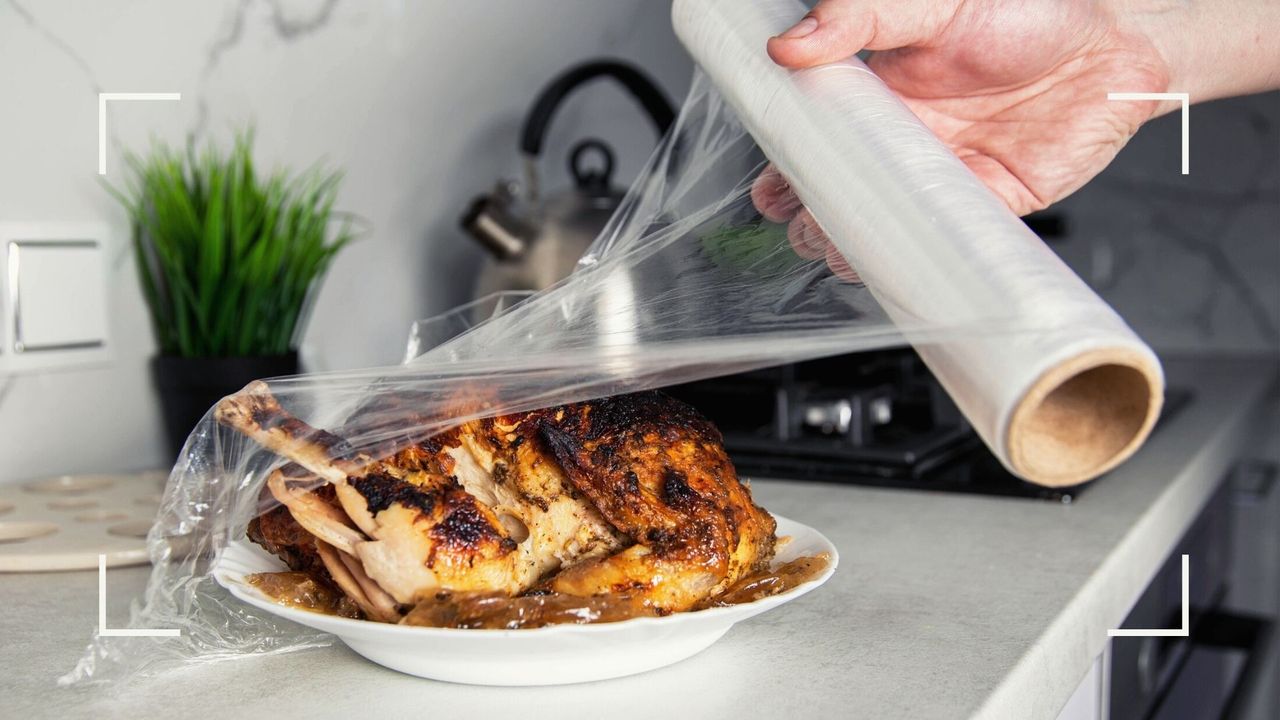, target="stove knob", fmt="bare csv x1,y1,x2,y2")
868,396,893,426
801,400,853,435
